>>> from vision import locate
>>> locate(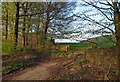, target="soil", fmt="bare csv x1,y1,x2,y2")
3,49,114,80
2,54,79,80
